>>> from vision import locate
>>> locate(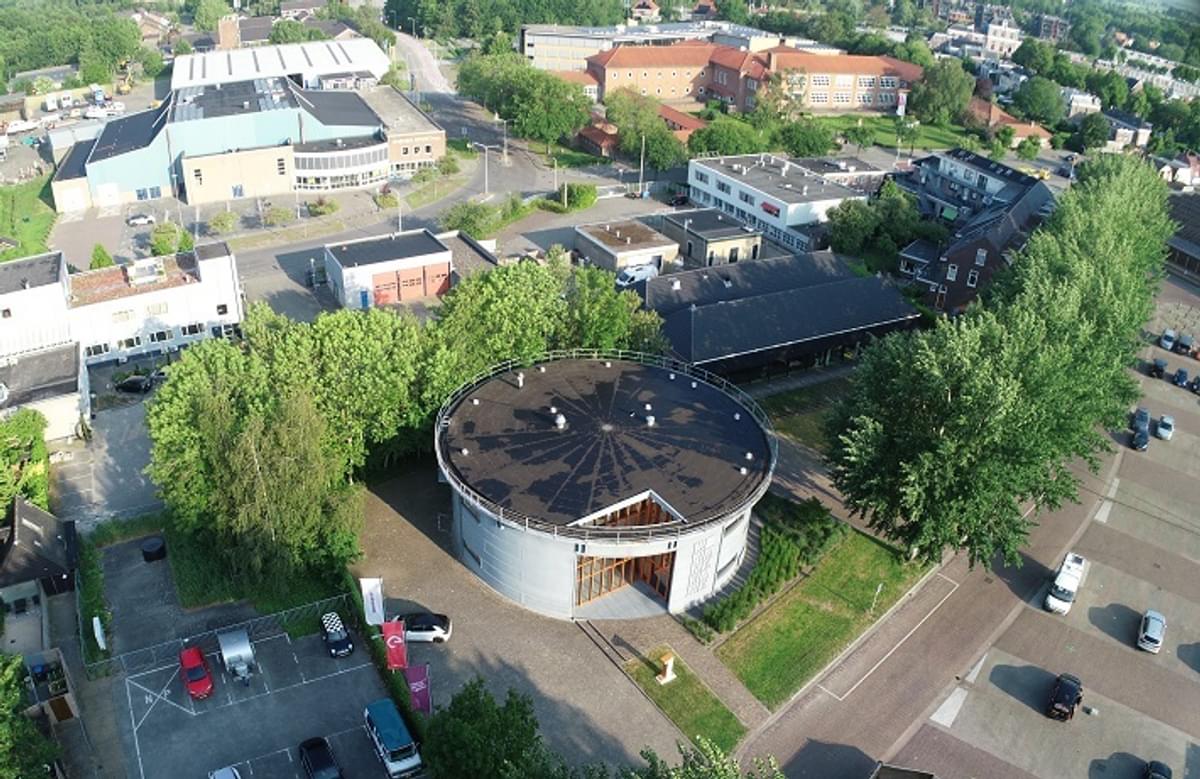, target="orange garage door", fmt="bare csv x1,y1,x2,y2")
398,267,425,301
372,272,398,306
424,263,450,297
